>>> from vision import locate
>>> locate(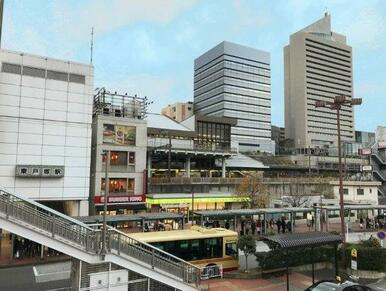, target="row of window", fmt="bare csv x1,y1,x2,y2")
2,62,86,84
343,188,367,195
101,178,135,194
